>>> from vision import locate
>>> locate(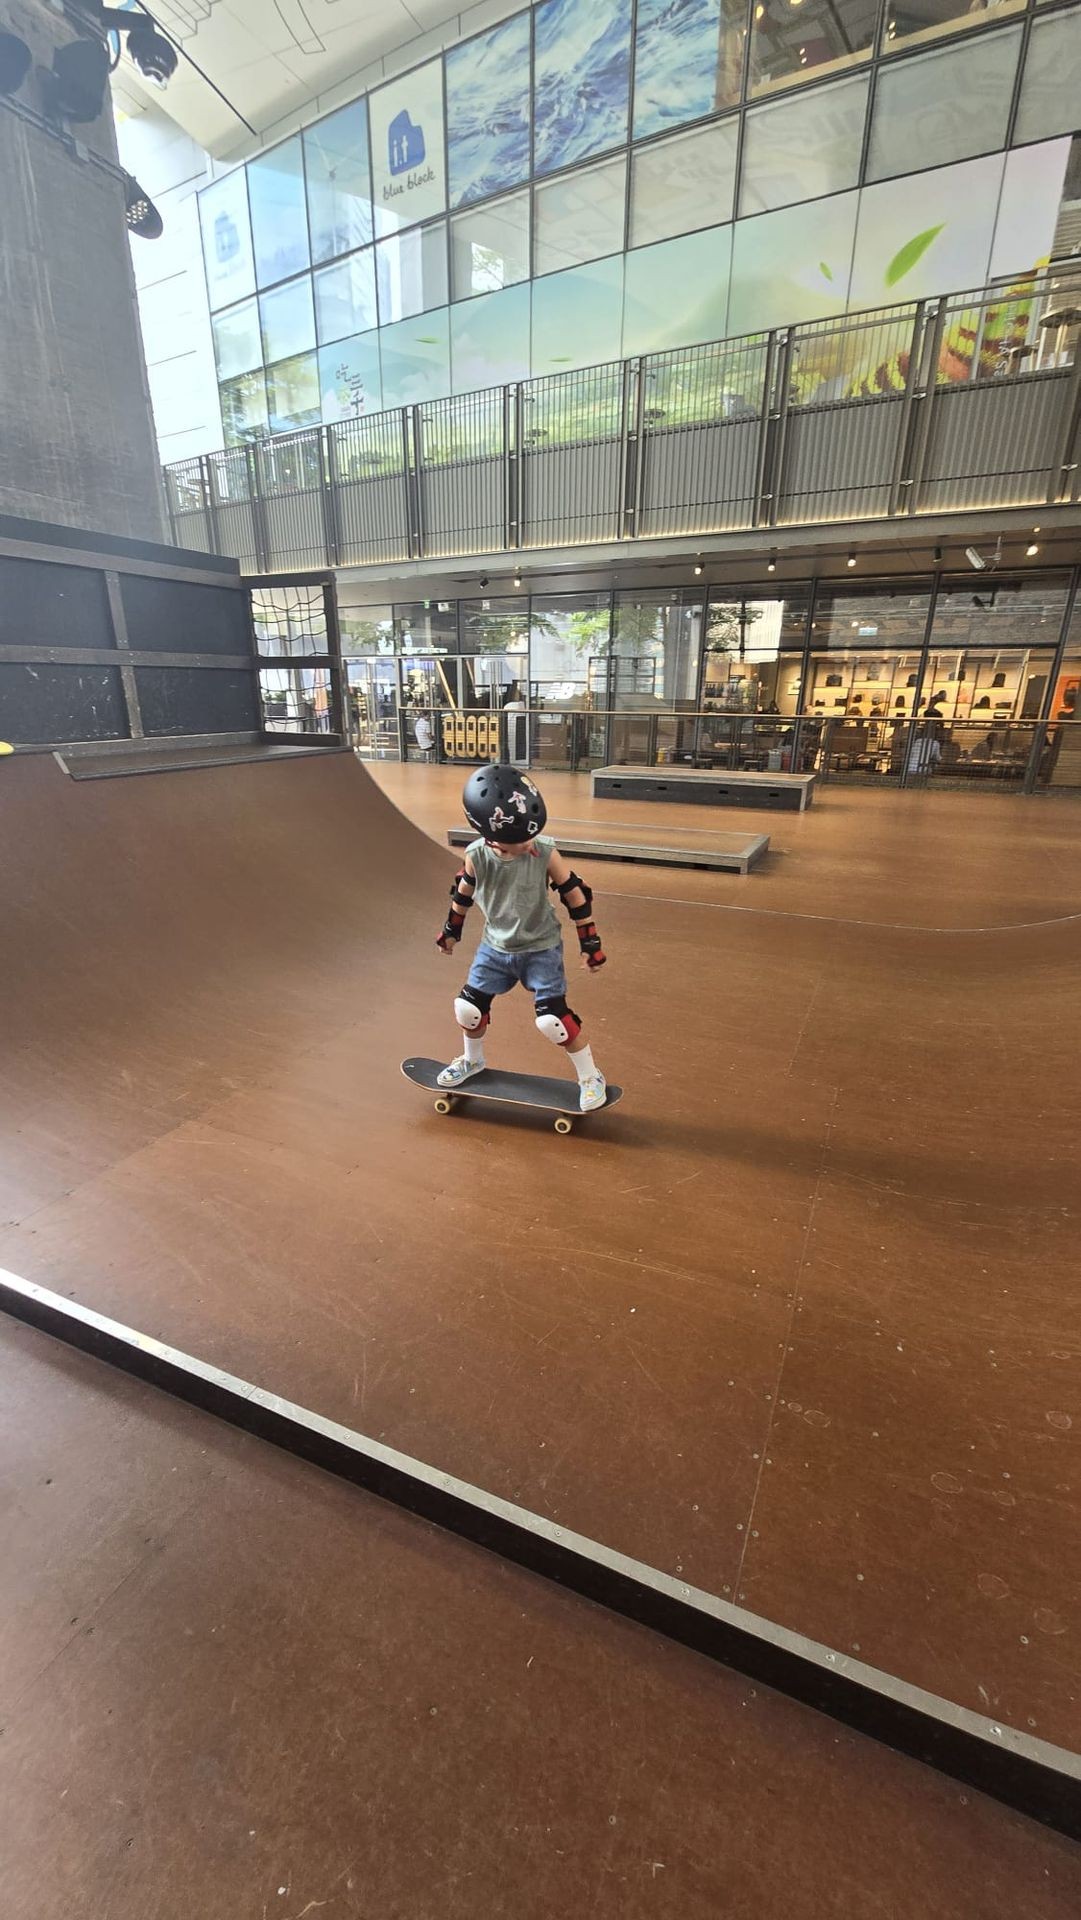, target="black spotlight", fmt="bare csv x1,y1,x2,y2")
123,172,164,239
125,18,177,85
48,35,111,122
0,30,32,96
